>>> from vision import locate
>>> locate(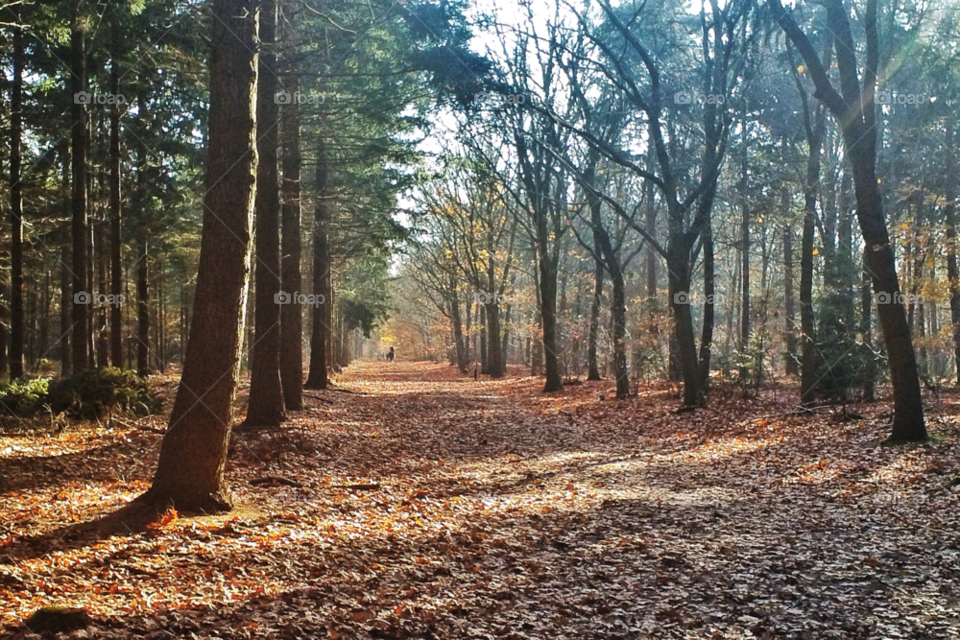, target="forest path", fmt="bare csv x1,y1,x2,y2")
1,361,959,638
